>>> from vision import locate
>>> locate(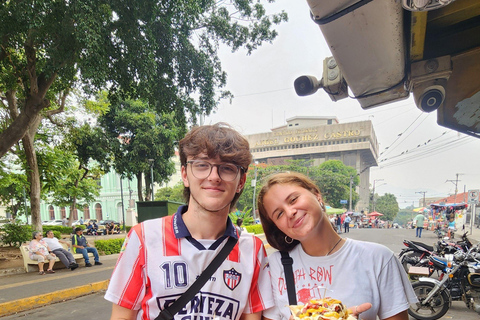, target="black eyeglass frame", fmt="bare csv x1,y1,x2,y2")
185,160,245,181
